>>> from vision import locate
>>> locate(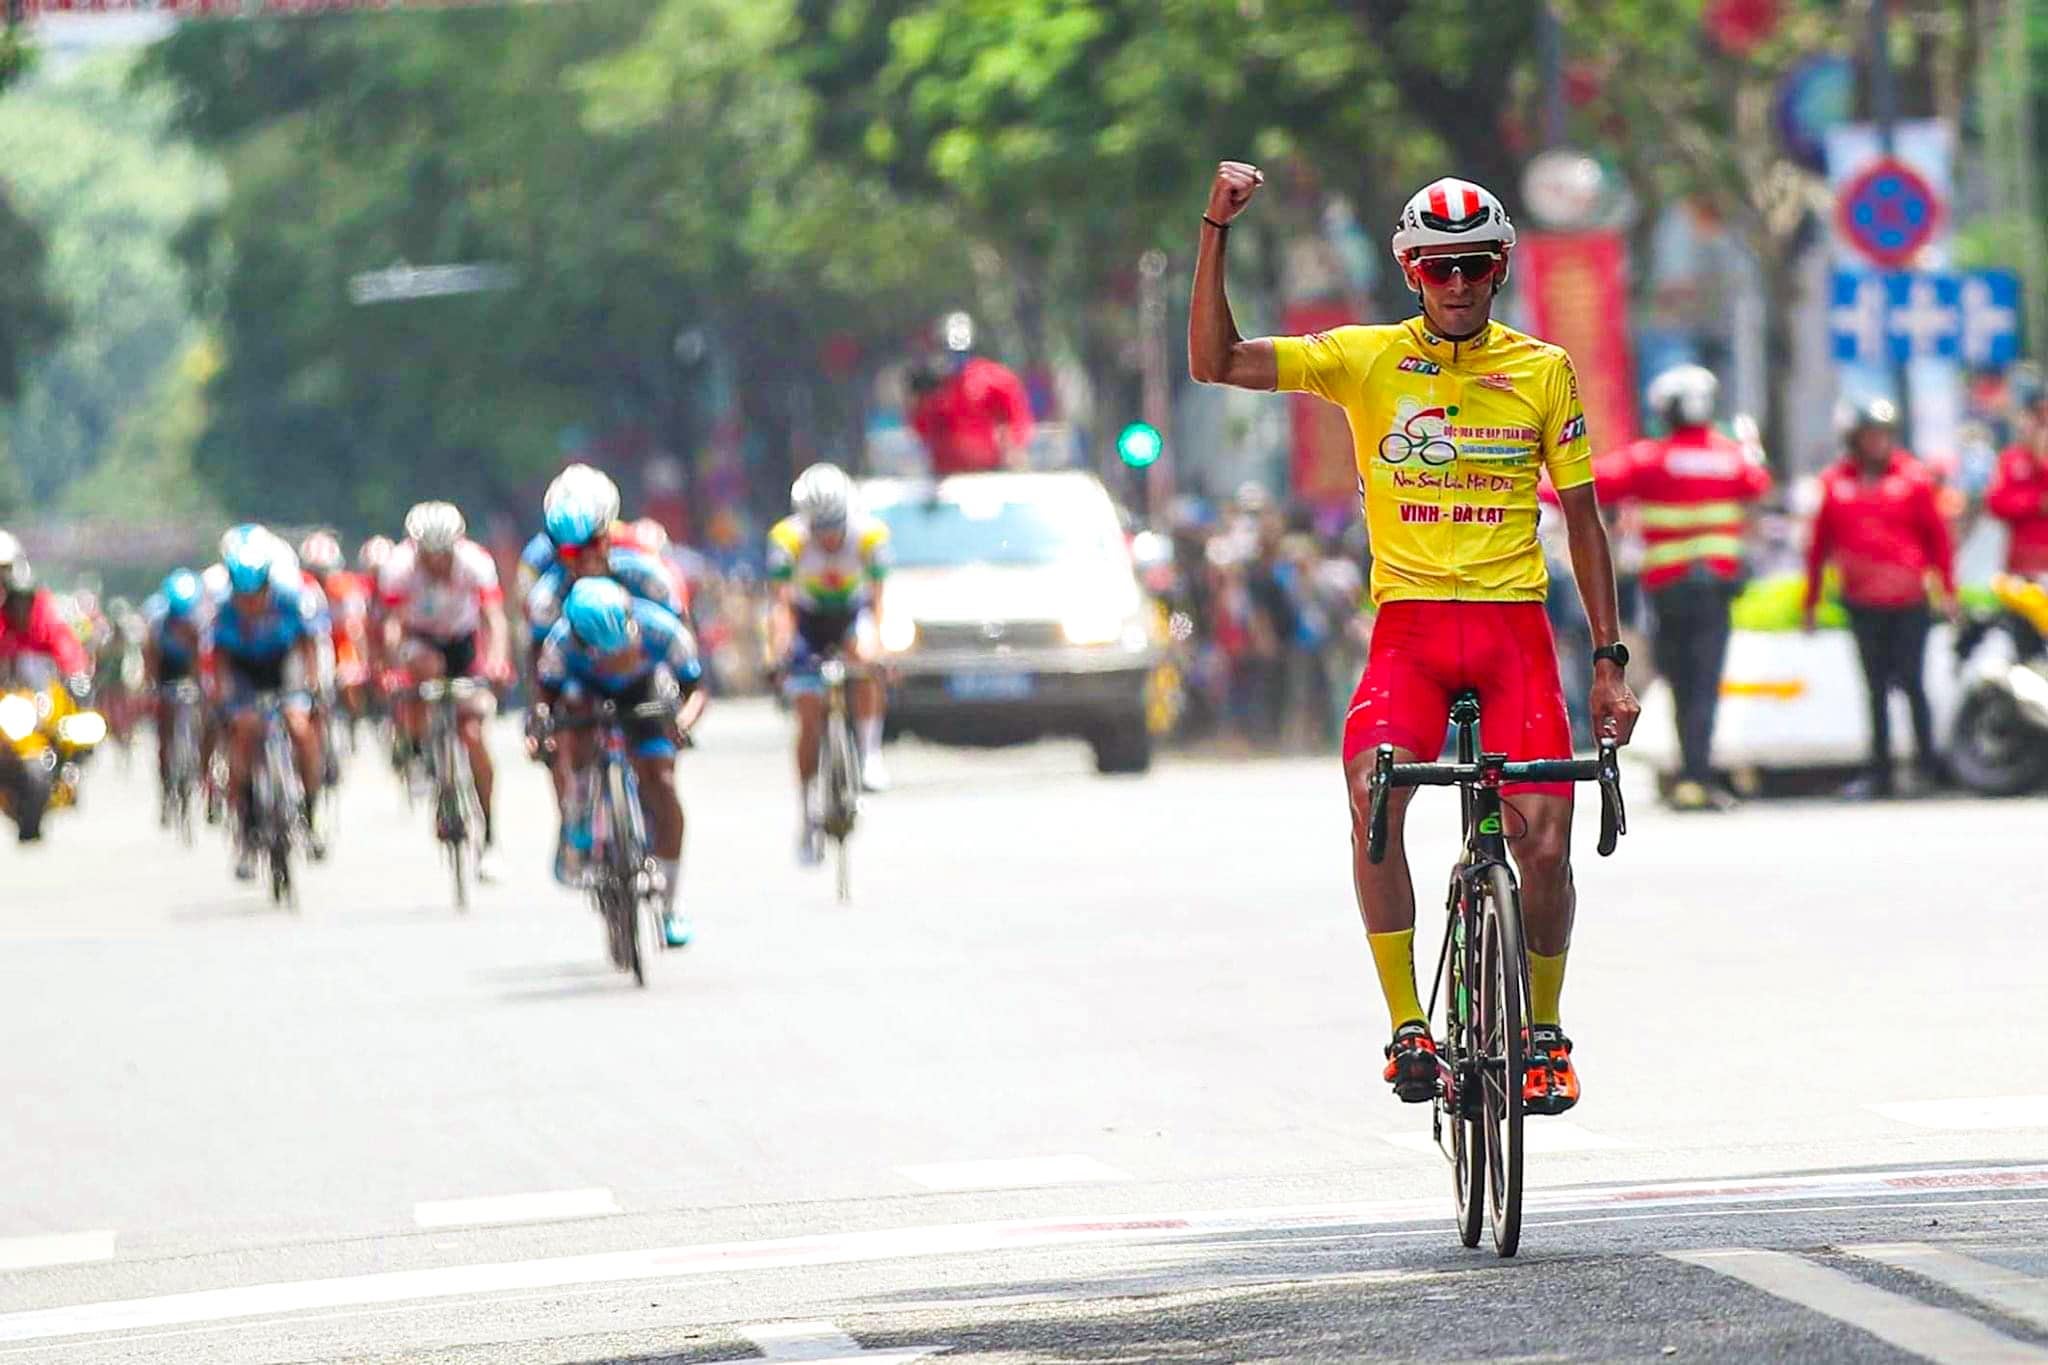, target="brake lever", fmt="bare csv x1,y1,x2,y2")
1366,743,1394,866
1595,738,1625,857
